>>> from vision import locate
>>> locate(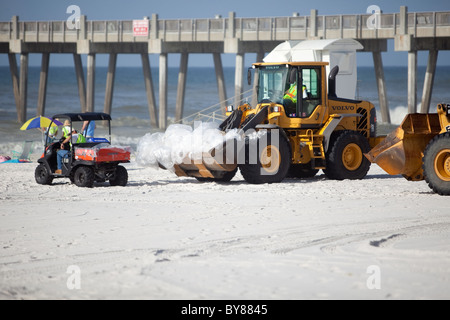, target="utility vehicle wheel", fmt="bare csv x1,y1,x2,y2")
35,164,53,185
74,166,95,188
288,164,319,179
239,130,291,184
423,133,450,196
324,131,371,180
109,165,128,187
195,168,237,183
